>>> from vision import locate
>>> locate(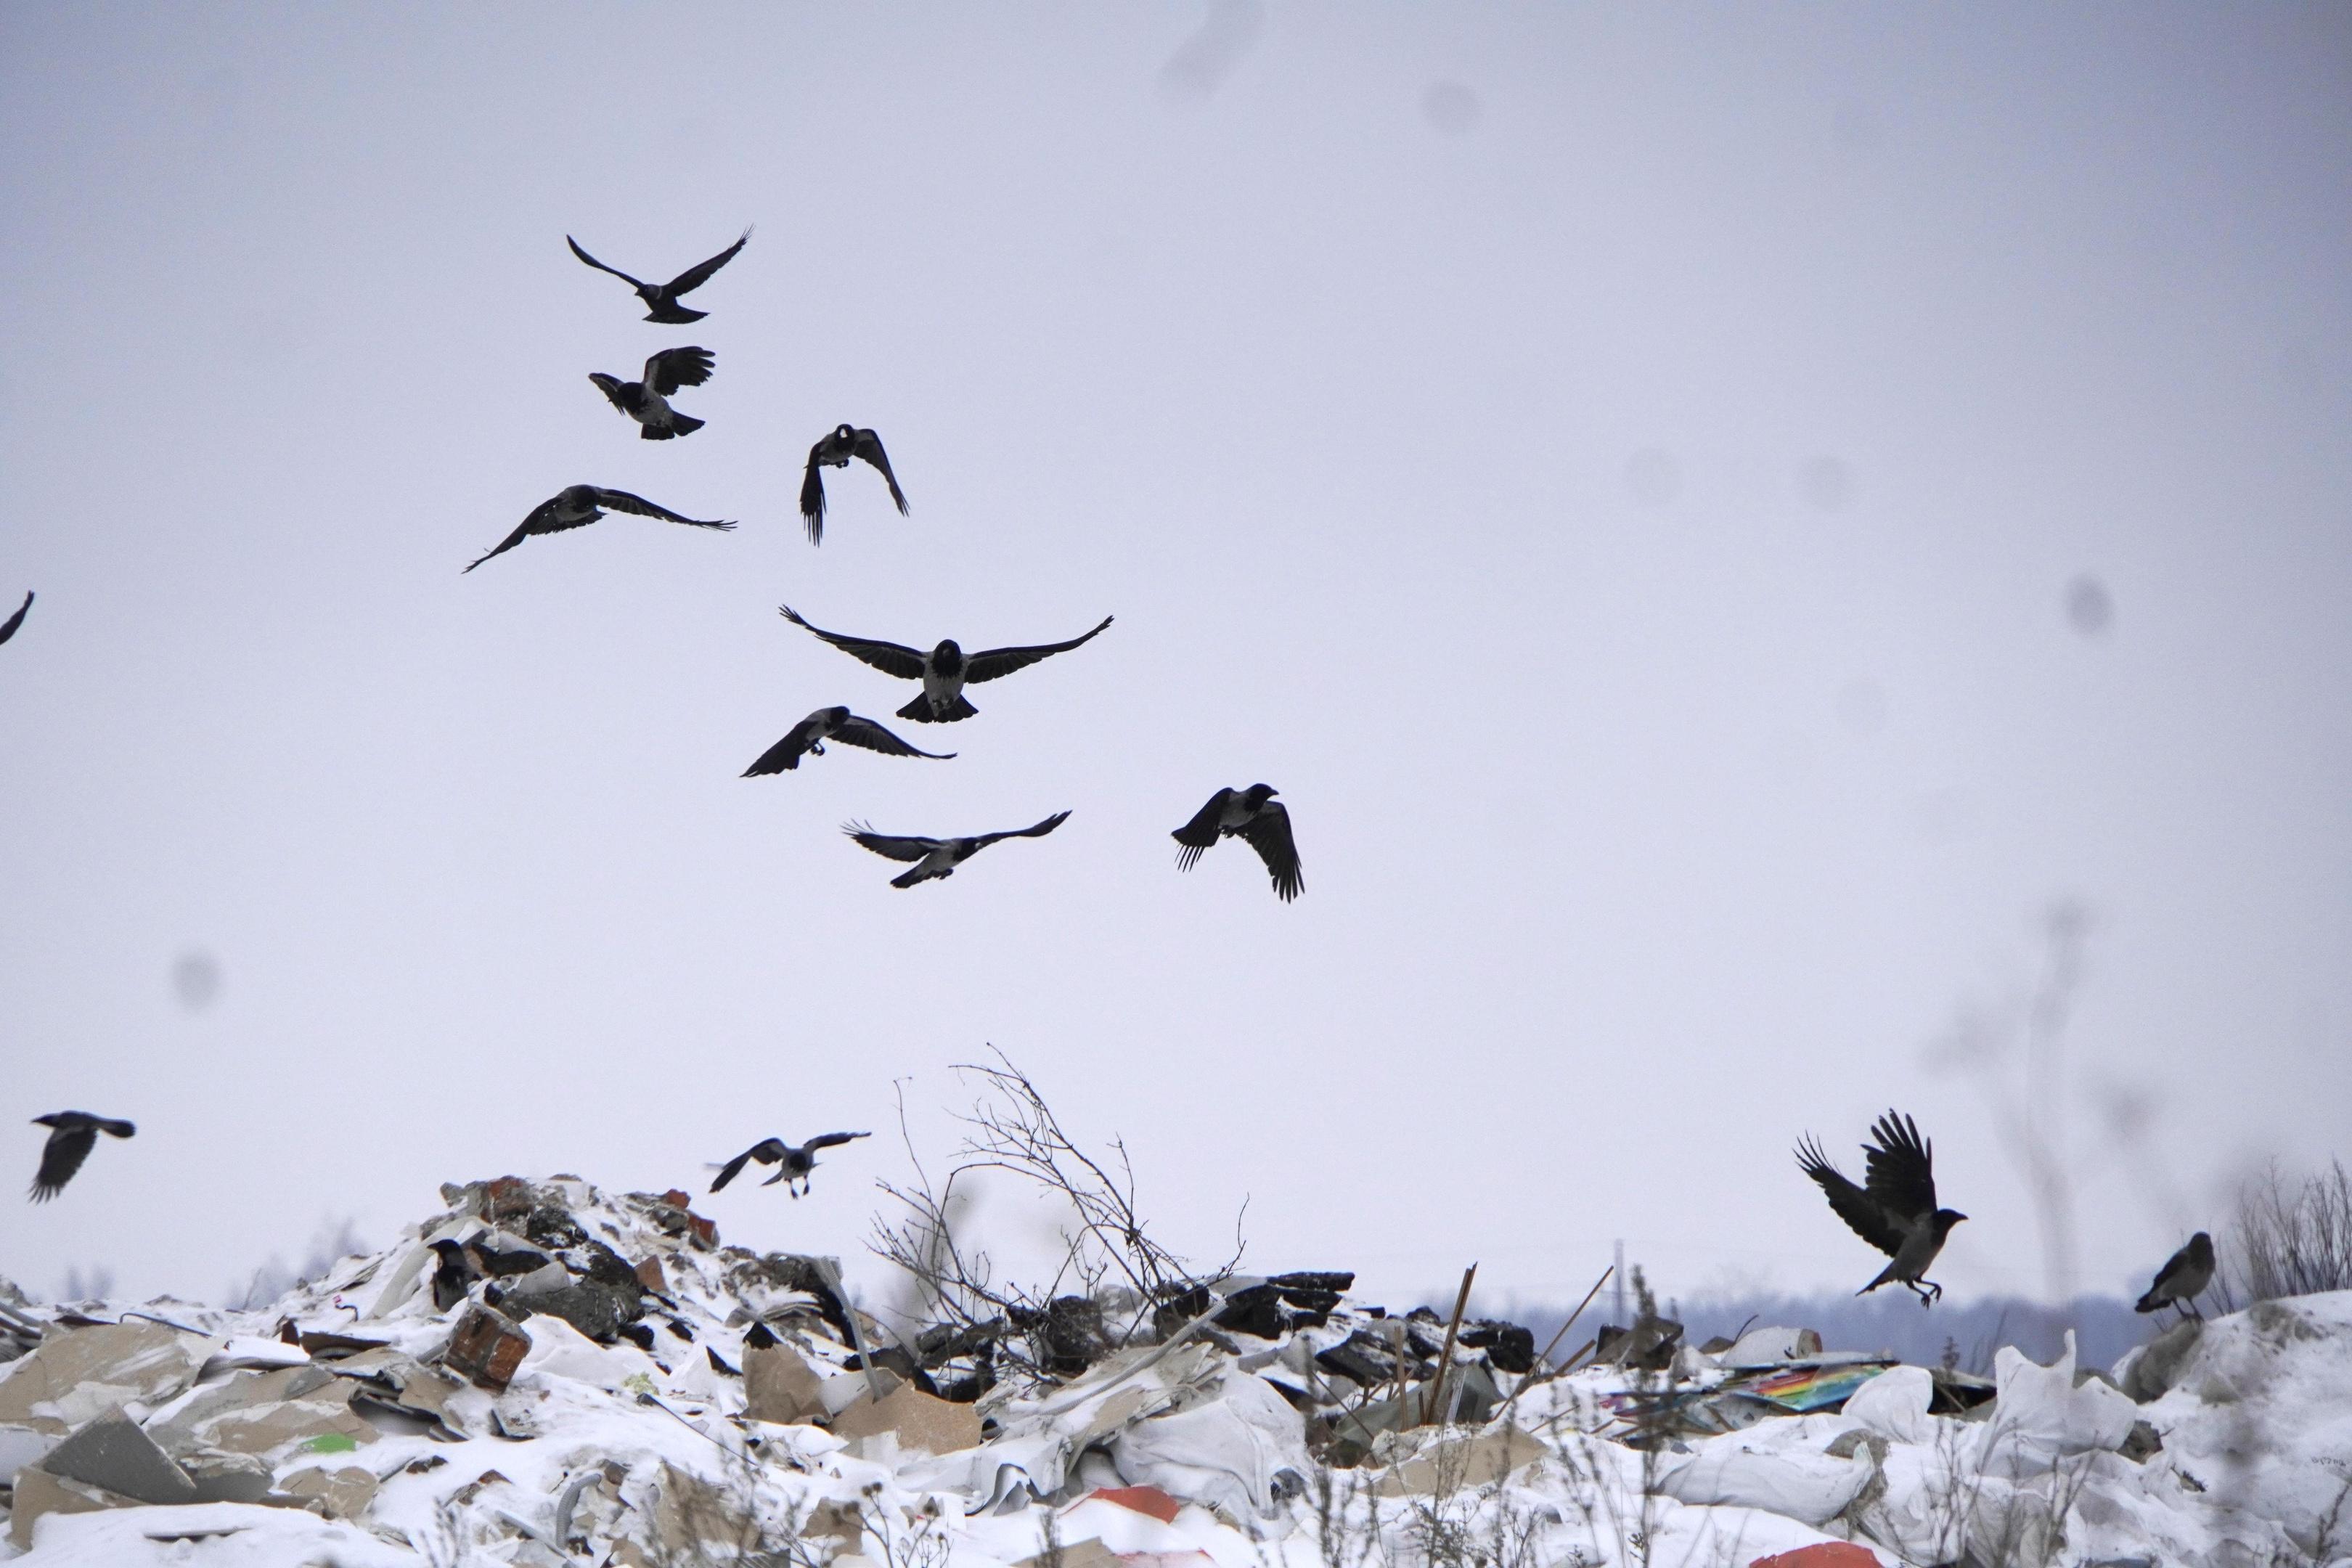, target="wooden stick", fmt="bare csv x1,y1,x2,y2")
1493,1263,1614,1425
1421,1263,1478,1429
